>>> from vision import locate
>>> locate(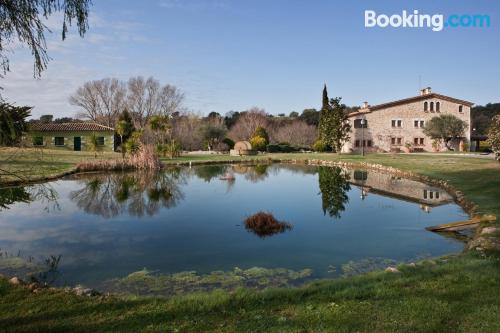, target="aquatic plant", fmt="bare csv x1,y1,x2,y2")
244,212,293,238
100,266,313,296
